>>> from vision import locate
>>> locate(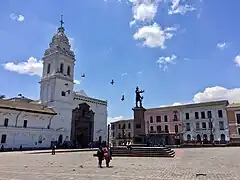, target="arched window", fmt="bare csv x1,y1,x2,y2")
47,64,51,74
187,134,191,141
67,66,70,76
60,63,64,73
